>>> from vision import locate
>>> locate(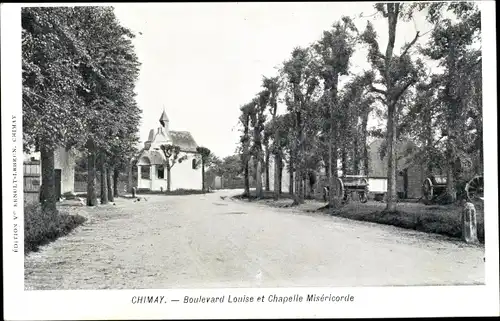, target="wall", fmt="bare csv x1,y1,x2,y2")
54,147,76,194
368,178,387,194
23,147,76,202
266,155,294,193
406,164,425,199
214,176,222,189
170,152,202,190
